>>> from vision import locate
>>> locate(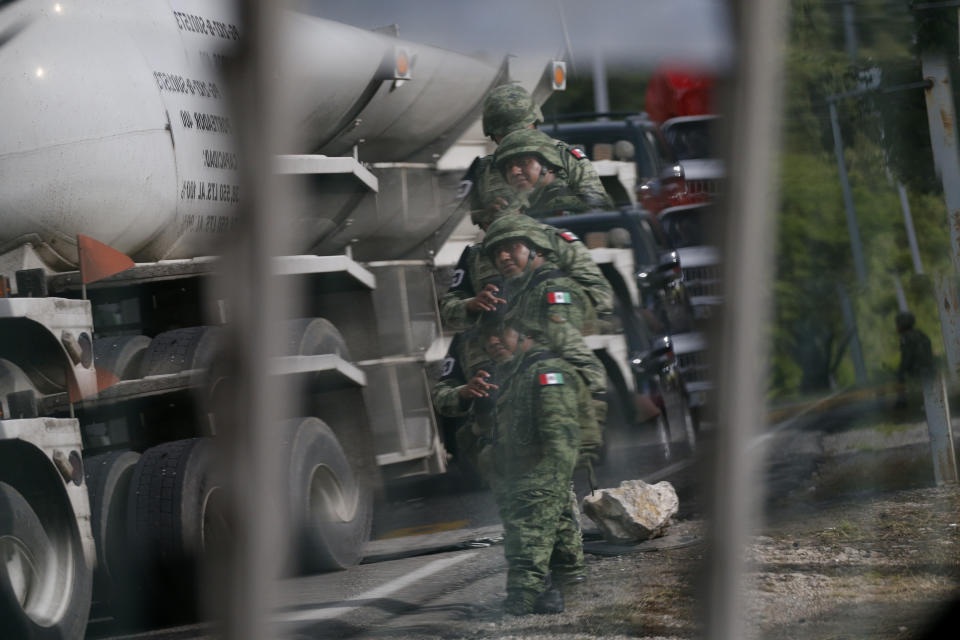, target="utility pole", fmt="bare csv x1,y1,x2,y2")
898,181,925,274
842,0,858,61
921,53,960,379
827,97,869,385
828,99,868,286
917,49,960,485
592,48,610,119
